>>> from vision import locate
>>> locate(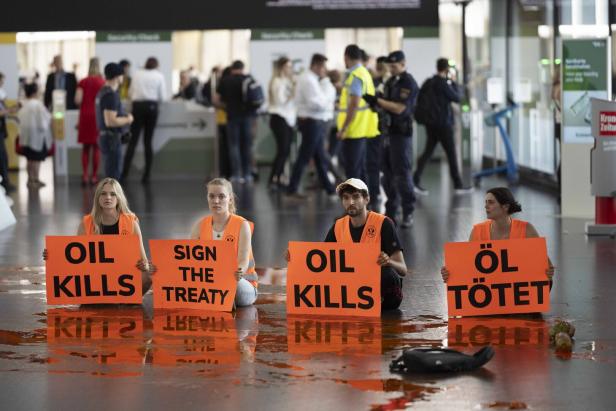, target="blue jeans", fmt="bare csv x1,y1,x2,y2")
227,117,254,179
382,135,416,218
342,138,366,181
366,136,382,204
288,118,334,194
99,132,122,180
